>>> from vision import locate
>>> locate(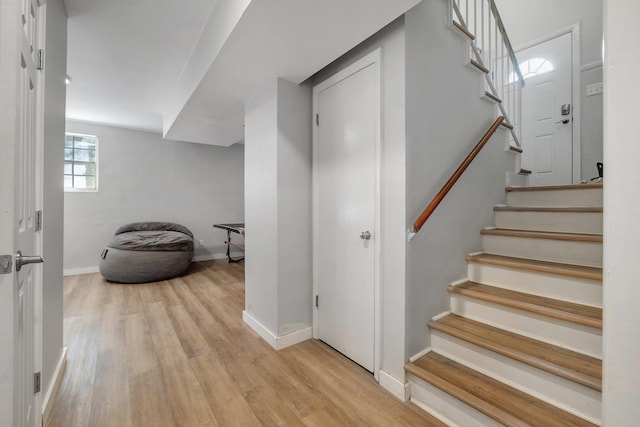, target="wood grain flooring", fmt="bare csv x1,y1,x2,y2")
48,260,444,427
